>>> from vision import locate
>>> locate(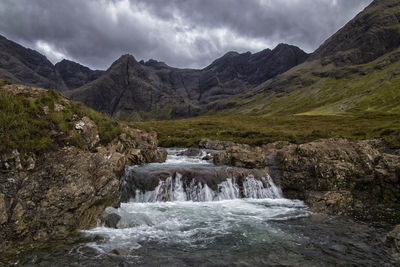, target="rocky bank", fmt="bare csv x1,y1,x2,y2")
0,85,166,254
201,138,400,224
